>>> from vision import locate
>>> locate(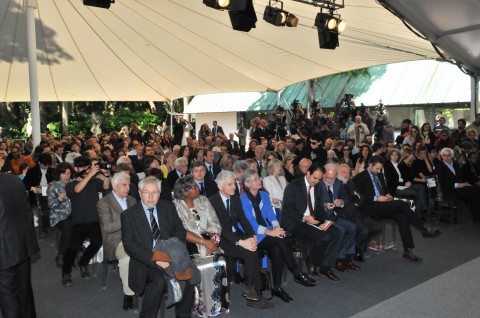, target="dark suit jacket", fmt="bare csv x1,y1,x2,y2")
211,126,224,137
204,164,221,182
121,200,186,294
128,155,143,174
383,160,401,195
281,177,326,232
97,192,136,261
167,170,189,188
318,179,349,219
209,192,255,247
435,161,464,195
341,179,364,218
199,179,219,198
353,169,389,216
0,173,39,271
